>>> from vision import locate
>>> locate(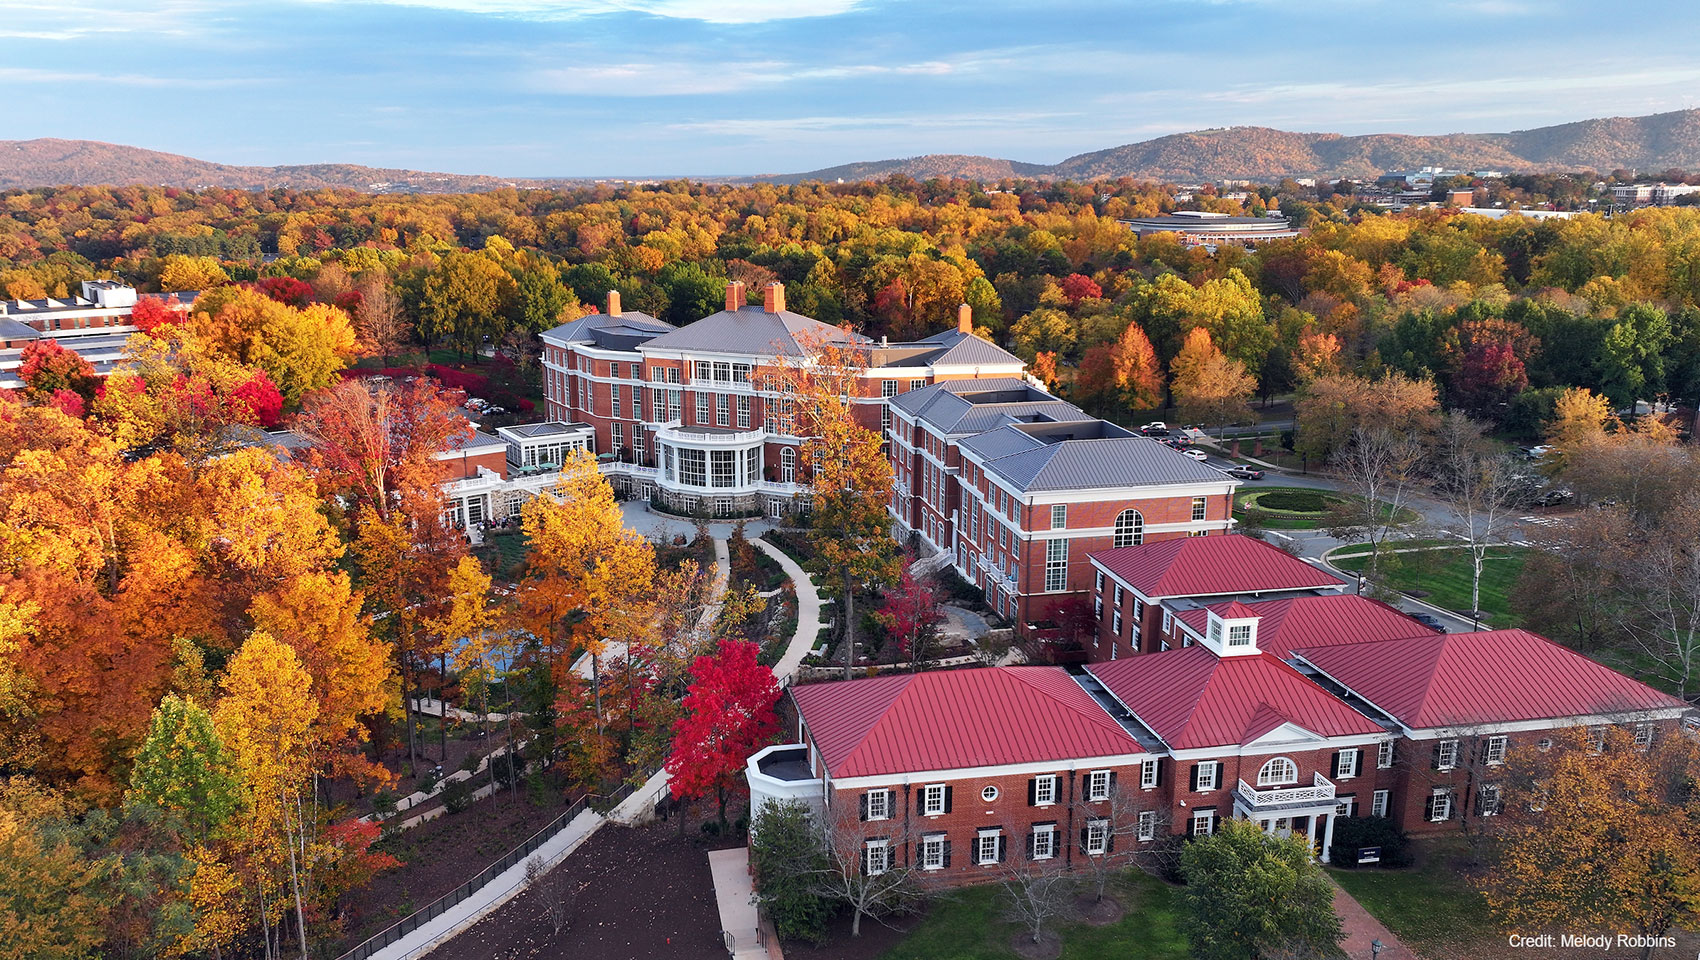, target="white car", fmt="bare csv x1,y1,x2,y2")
1183,449,1209,462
